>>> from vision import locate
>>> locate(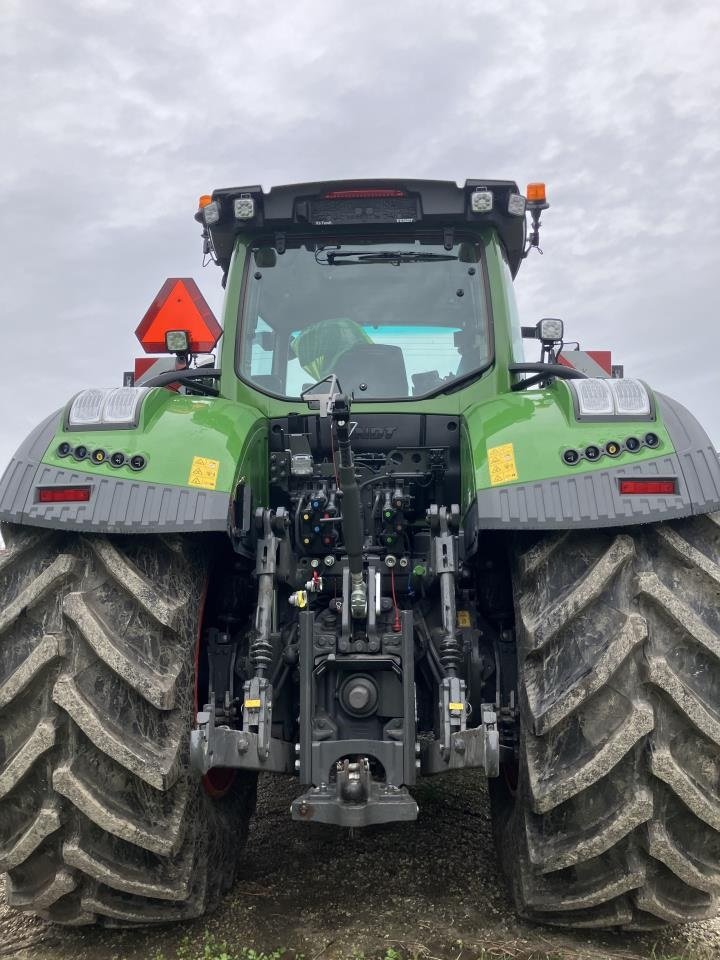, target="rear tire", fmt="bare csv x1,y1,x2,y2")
0,524,256,926
491,512,720,930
